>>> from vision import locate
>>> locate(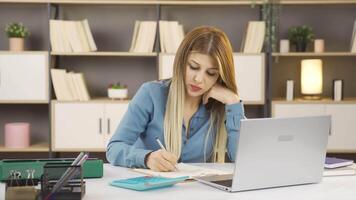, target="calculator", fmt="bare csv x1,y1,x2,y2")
110,176,189,191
